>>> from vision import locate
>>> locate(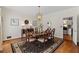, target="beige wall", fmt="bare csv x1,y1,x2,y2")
77,16,79,43
0,8,1,16
2,7,34,40
0,8,2,40
42,7,78,45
